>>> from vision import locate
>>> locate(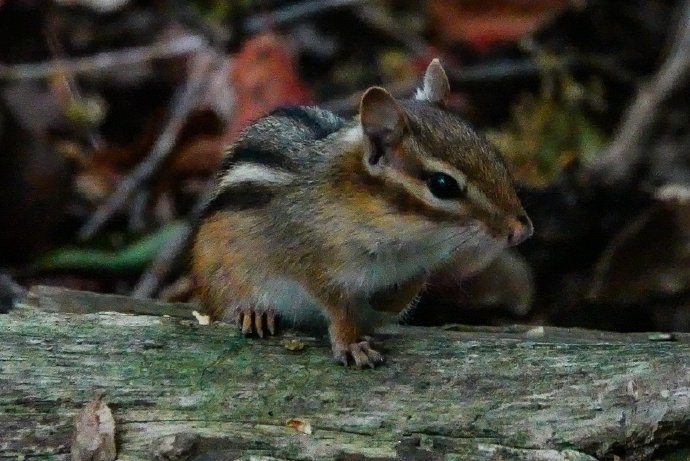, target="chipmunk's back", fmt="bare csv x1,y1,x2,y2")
201,106,345,218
